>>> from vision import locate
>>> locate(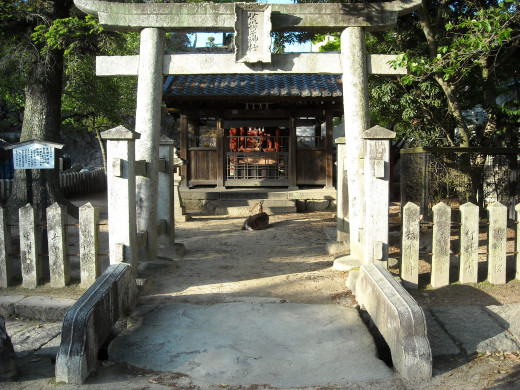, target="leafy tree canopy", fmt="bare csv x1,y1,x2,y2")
308,0,520,147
